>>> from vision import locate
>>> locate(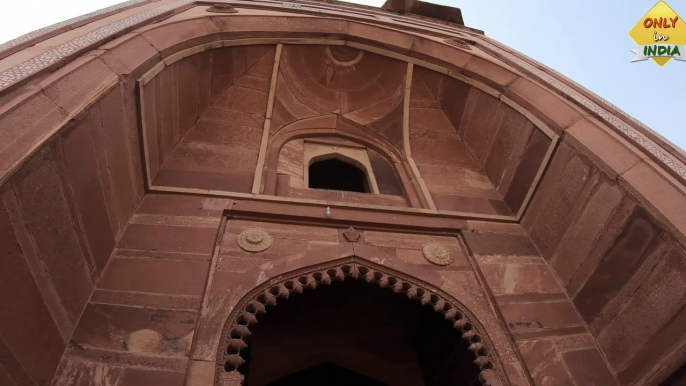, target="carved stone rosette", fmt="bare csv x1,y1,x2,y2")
237,229,272,252
422,243,453,266
206,4,238,13
216,258,507,386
